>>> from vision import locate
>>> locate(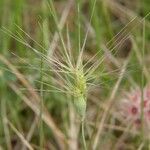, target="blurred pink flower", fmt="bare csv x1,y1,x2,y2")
118,85,150,131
